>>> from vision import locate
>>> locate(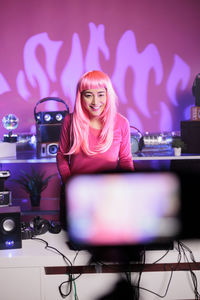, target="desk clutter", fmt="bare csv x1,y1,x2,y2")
0,171,20,249
0,96,70,159
0,170,61,250
2,74,200,159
